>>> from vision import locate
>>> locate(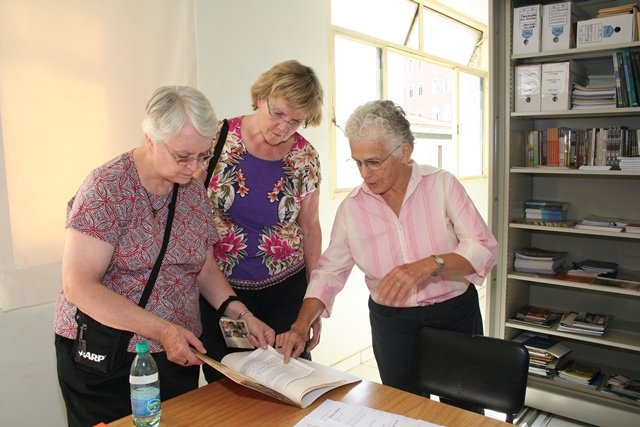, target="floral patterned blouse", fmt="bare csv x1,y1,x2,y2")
54,151,217,352
207,116,321,290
